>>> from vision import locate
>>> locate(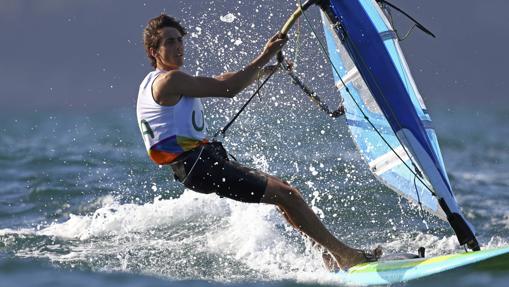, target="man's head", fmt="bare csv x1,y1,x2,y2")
144,14,187,69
